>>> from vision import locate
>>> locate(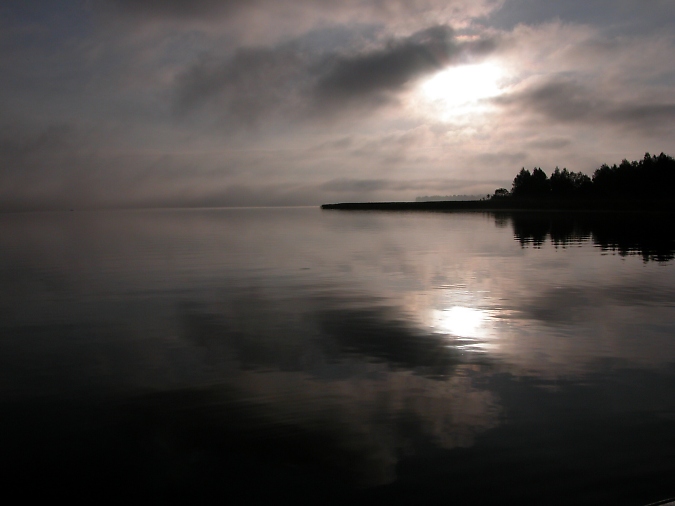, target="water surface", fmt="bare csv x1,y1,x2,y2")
1,208,674,503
